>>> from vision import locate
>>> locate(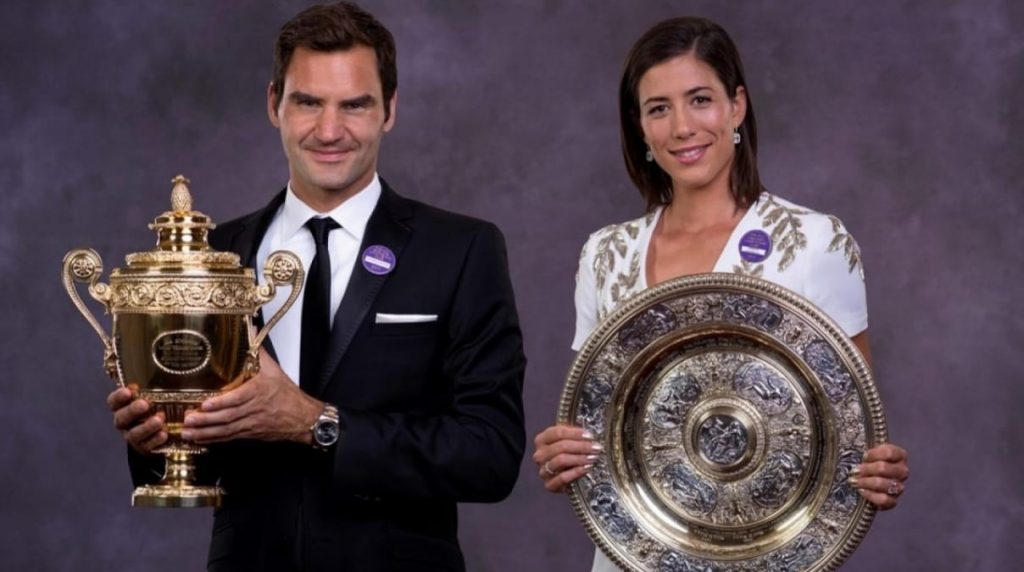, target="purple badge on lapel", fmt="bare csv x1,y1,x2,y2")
738,230,772,263
362,245,396,275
